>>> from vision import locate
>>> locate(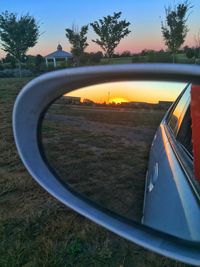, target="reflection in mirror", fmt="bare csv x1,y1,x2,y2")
41,81,196,239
